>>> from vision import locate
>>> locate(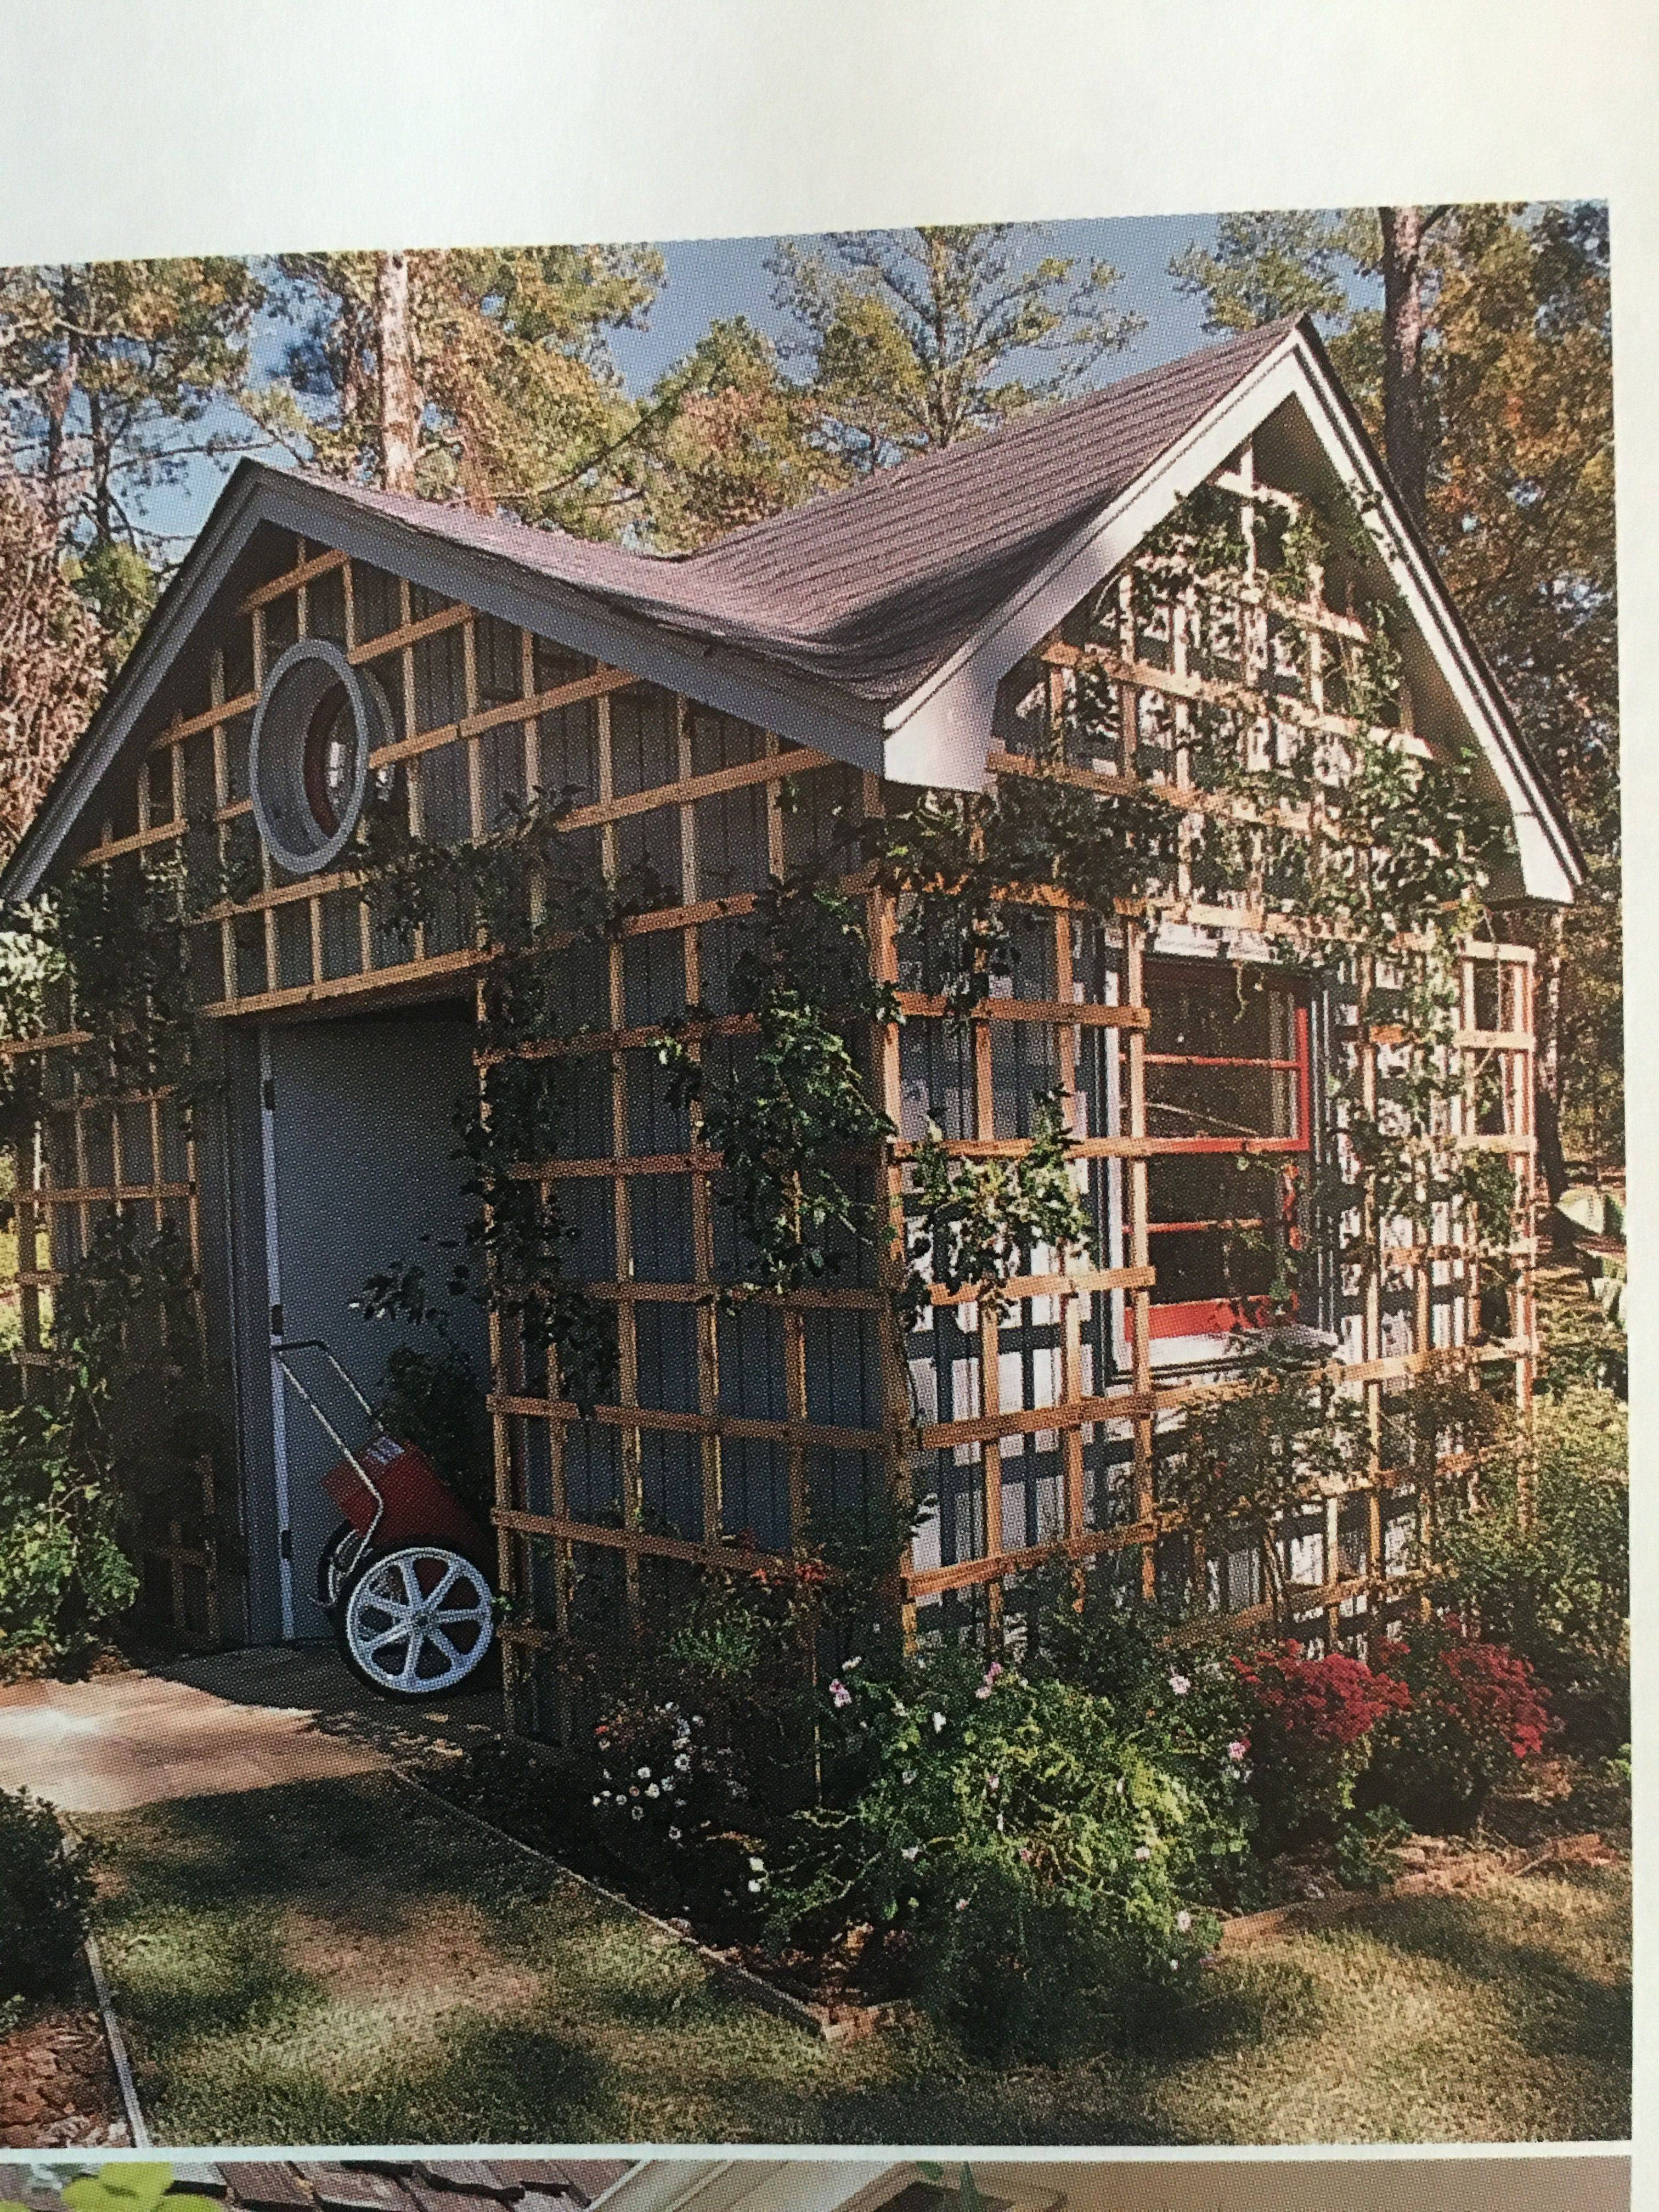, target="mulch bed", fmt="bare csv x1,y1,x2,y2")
0,1994,129,2149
